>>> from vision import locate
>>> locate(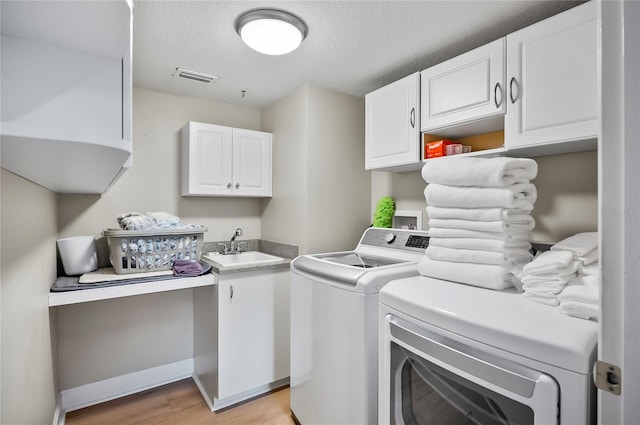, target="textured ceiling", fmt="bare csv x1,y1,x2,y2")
135,1,581,109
